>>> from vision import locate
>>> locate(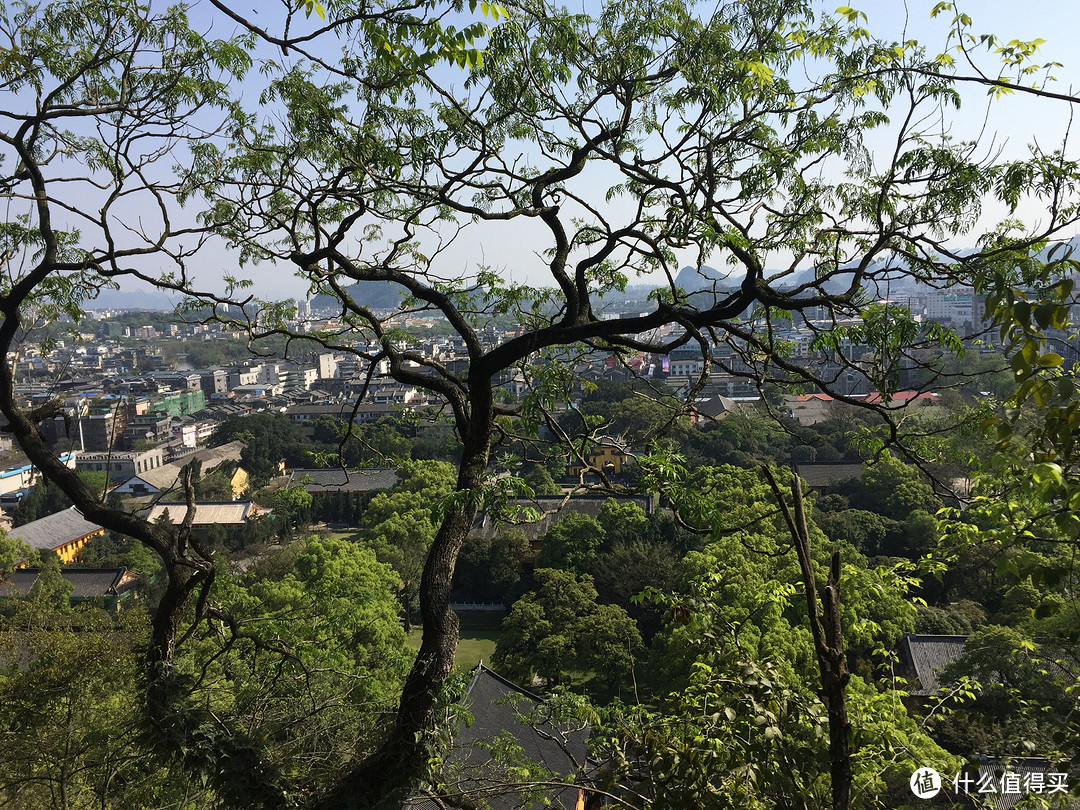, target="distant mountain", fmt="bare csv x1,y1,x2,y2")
84,288,178,311
1036,233,1080,262
774,264,868,295
312,281,407,312
673,264,732,291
